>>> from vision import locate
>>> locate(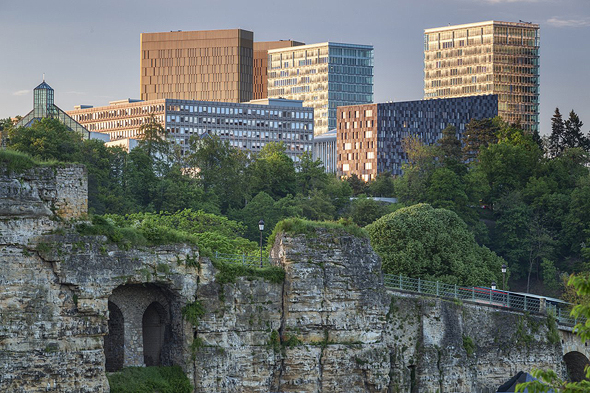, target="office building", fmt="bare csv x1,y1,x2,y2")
267,42,374,136
337,95,498,180
253,40,304,100
312,129,337,173
140,29,254,103
424,21,539,132
67,98,313,161
15,80,108,141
